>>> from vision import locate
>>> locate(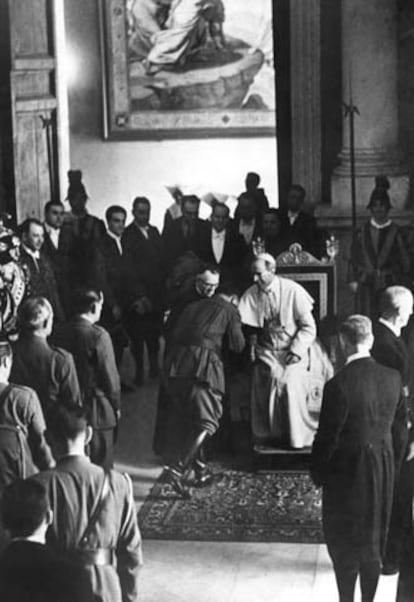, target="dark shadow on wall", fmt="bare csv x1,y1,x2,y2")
320,0,342,205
